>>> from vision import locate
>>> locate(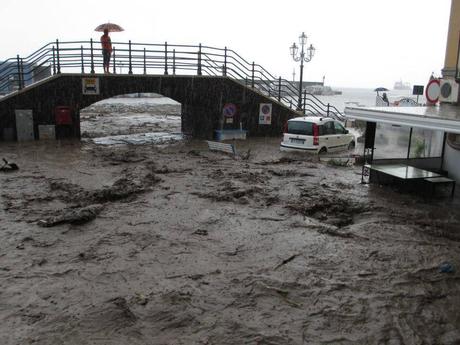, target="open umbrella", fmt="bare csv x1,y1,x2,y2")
94,22,124,32
374,87,389,96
